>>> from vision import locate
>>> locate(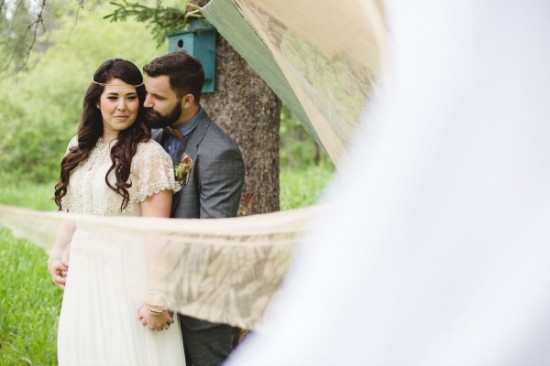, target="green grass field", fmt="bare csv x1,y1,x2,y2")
0,183,59,364
0,166,333,365
0,230,62,366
